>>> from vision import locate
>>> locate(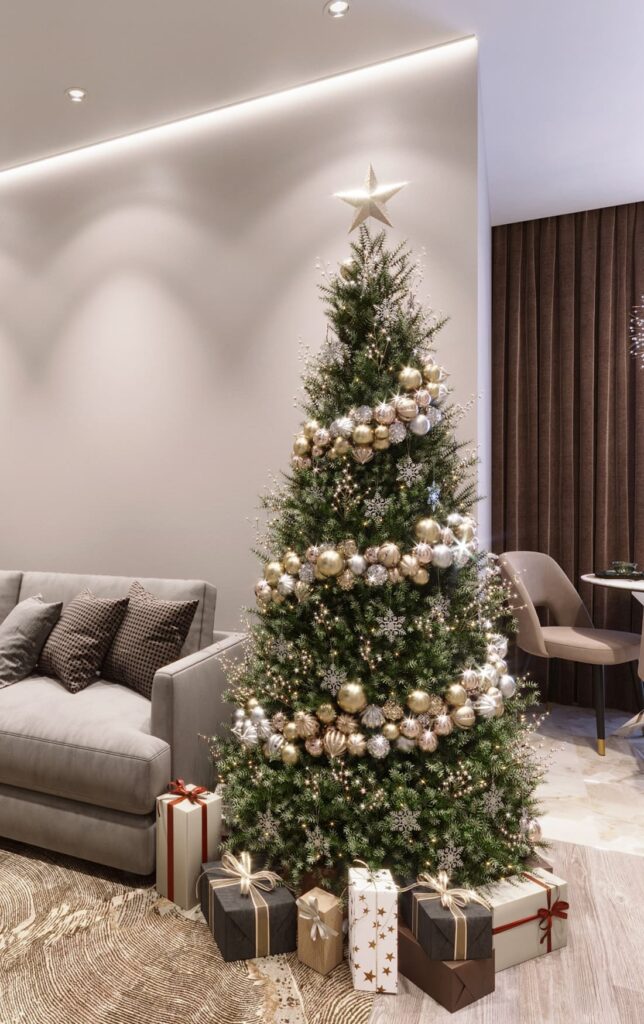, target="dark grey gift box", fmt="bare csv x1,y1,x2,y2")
200,860,296,962
399,885,492,961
